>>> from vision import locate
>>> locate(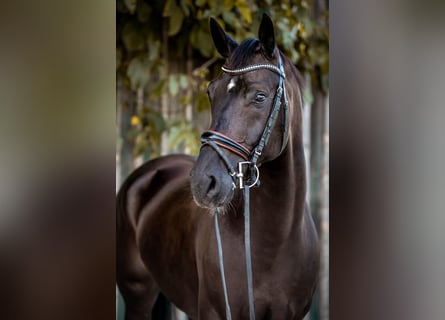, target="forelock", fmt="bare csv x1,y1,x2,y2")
228,38,260,69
